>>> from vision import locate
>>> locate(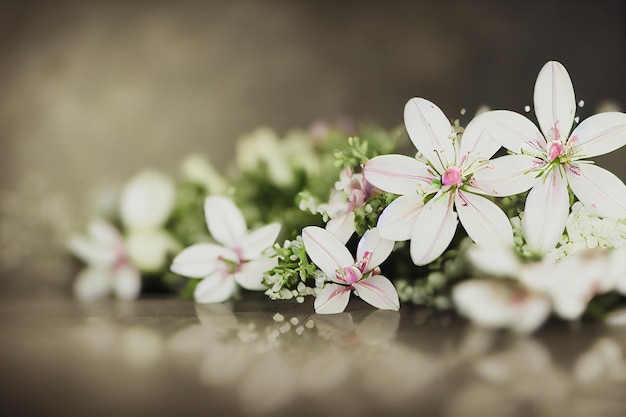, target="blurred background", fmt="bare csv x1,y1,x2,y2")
0,0,624,296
